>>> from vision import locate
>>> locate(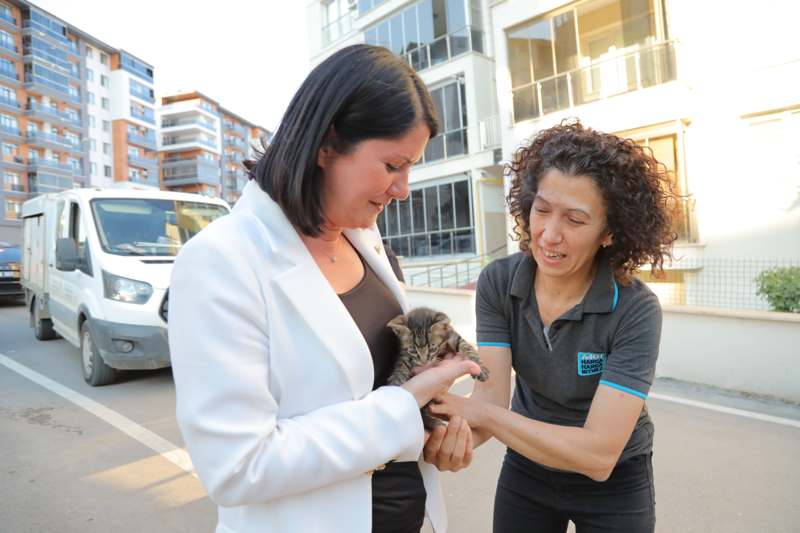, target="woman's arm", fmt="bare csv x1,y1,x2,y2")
430,385,644,481
469,345,513,448
170,231,477,507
